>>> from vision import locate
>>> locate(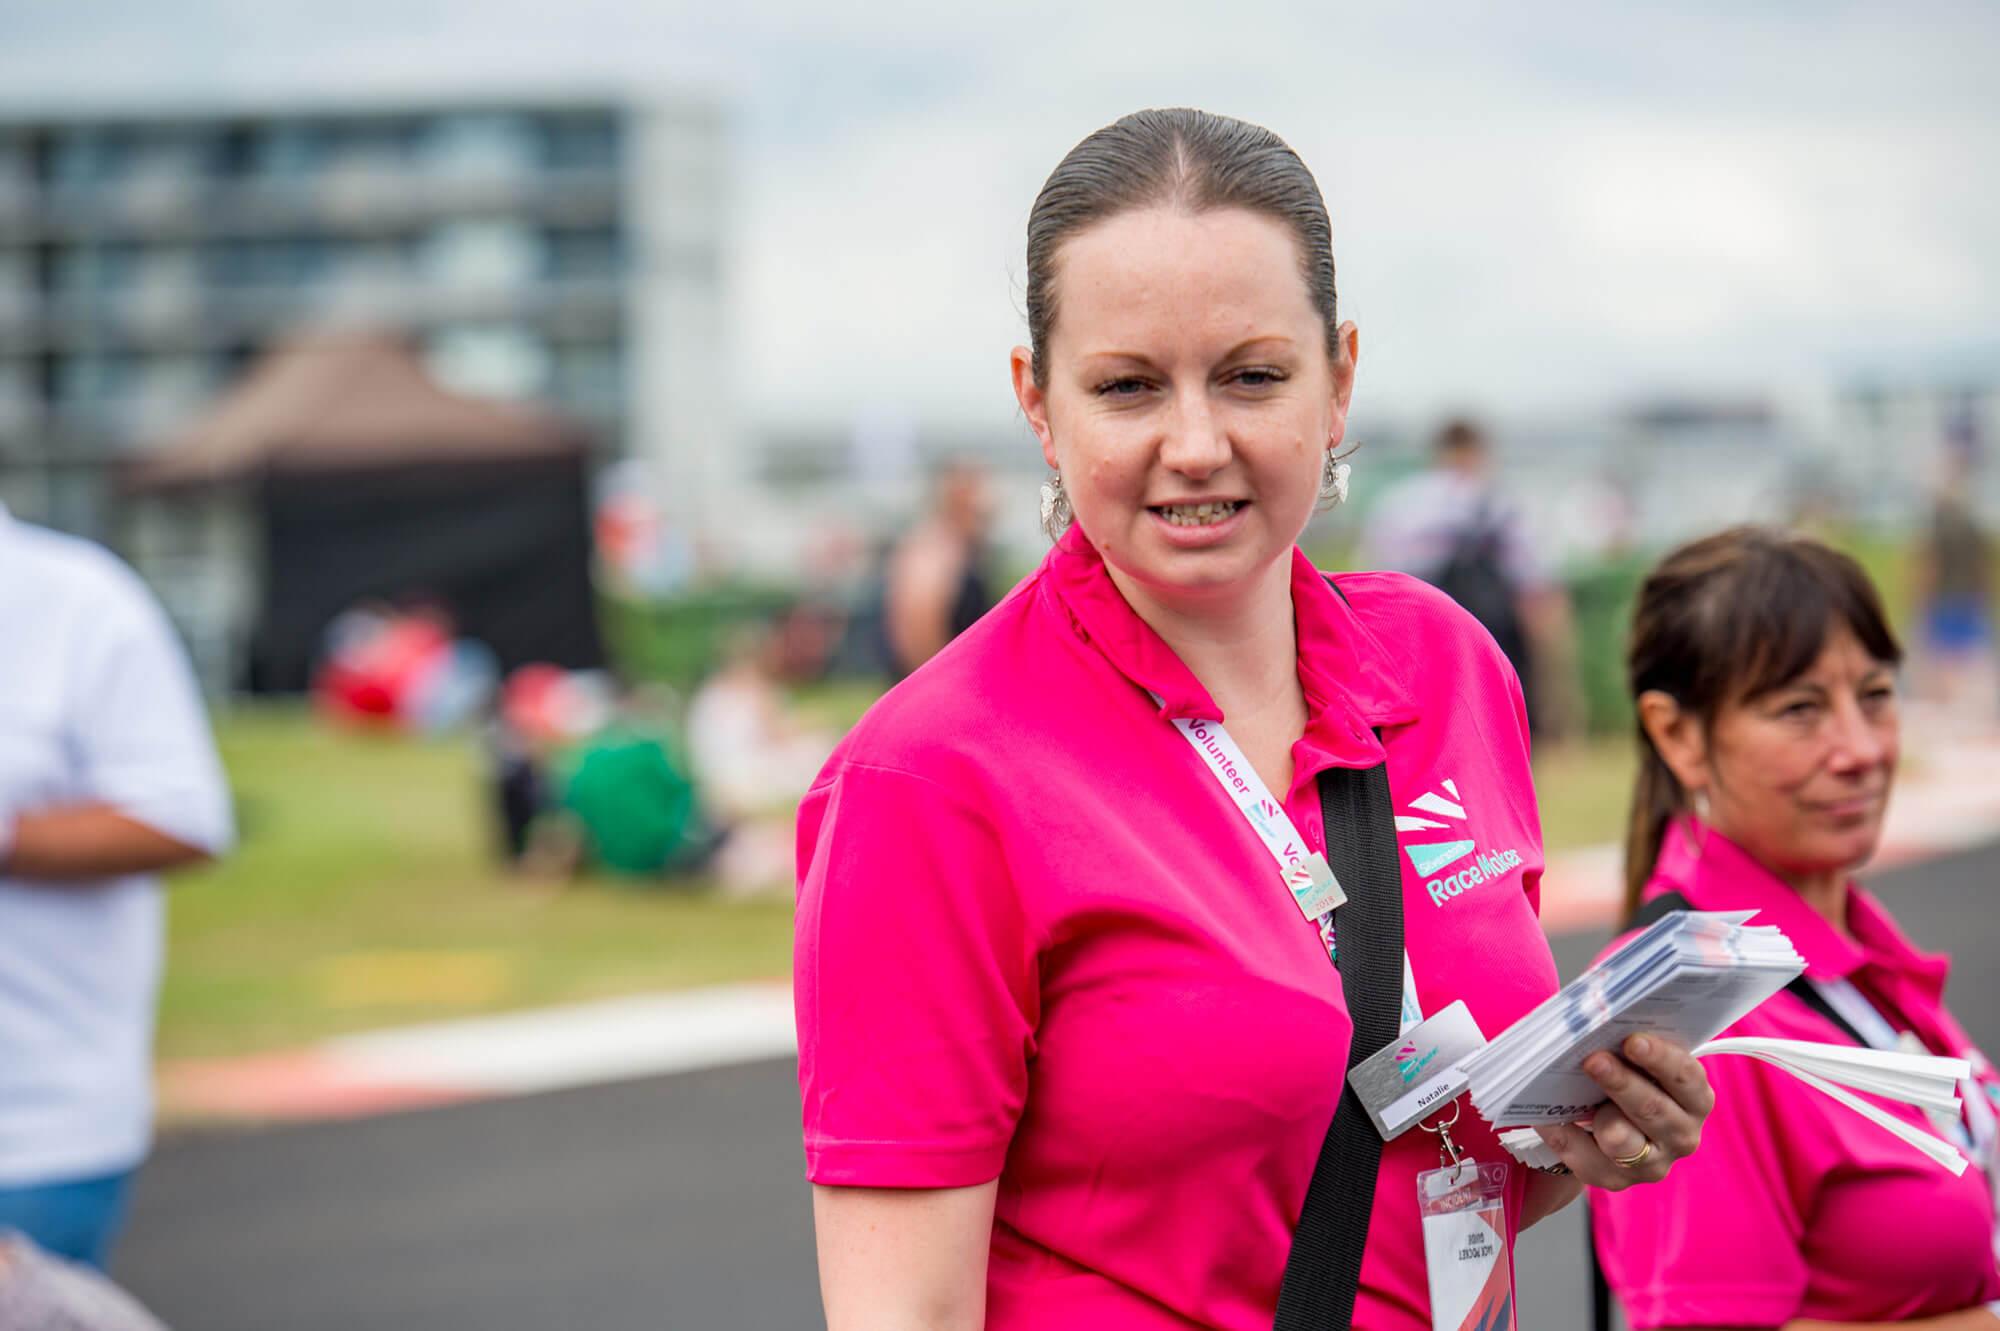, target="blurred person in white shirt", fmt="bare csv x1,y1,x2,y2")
0,503,233,1270
1360,418,1580,738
